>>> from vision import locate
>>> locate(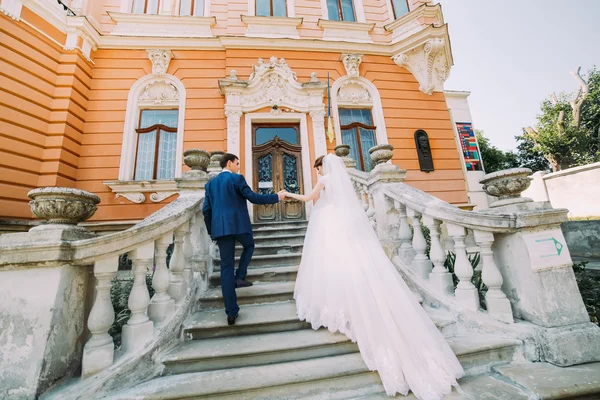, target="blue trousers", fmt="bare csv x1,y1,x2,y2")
216,233,255,317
